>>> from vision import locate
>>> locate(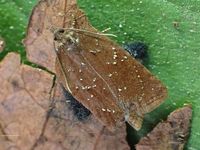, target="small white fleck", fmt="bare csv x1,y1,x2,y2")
59,43,64,47
75,86,79,89
87,86,91,90
89,50,97,54
118,88,122,92
112,47,116,50
81,62,86,66
152,88,155,91
124,87,127,90
137,75,141,78
75,38,79,43
113,61,117,65
79,69,82,73
81,86,86,90
112,110,115,113
135,70,138,73
121,59,124,62
96,49,101,53
103,87,106,90
67,69,71,72
92,84,97,88
113,54,118,59
123,56,128,59
108,73,112,77
87,98,90,101
102,108,106,111
107,109,111,112
93,78,96,82
80,78,83,81
58,12,64,16
90,94,94,98
106,62,110,64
